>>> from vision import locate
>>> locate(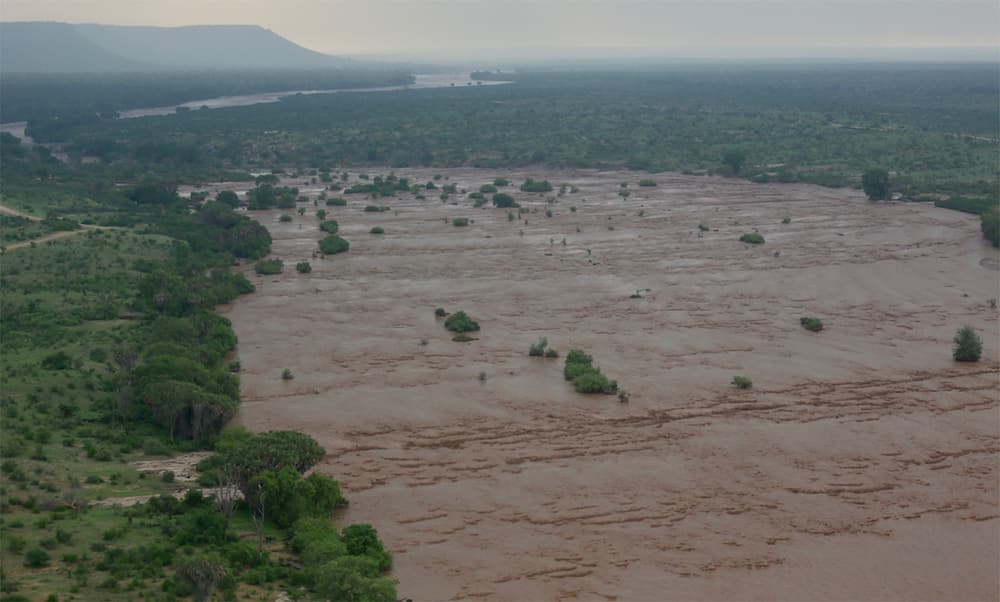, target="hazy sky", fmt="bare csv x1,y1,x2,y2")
2,0,998,56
